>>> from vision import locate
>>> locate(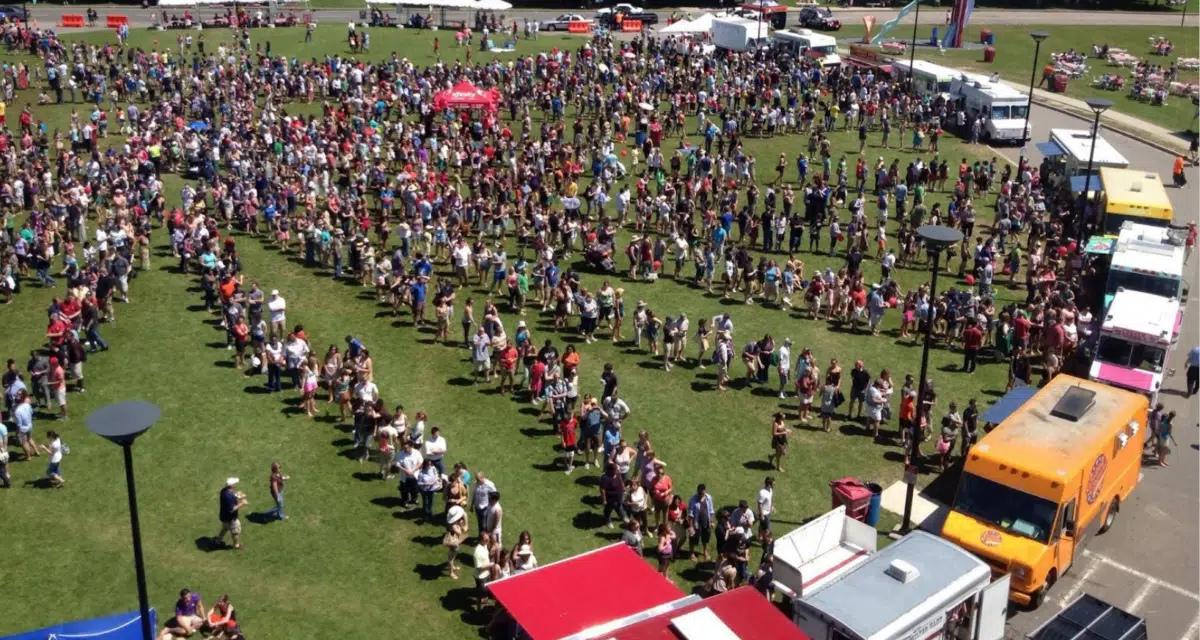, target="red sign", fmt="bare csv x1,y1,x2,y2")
1108,326,1167,347
1086,454,1108,505
848,45,885,65
980,530,1002,547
